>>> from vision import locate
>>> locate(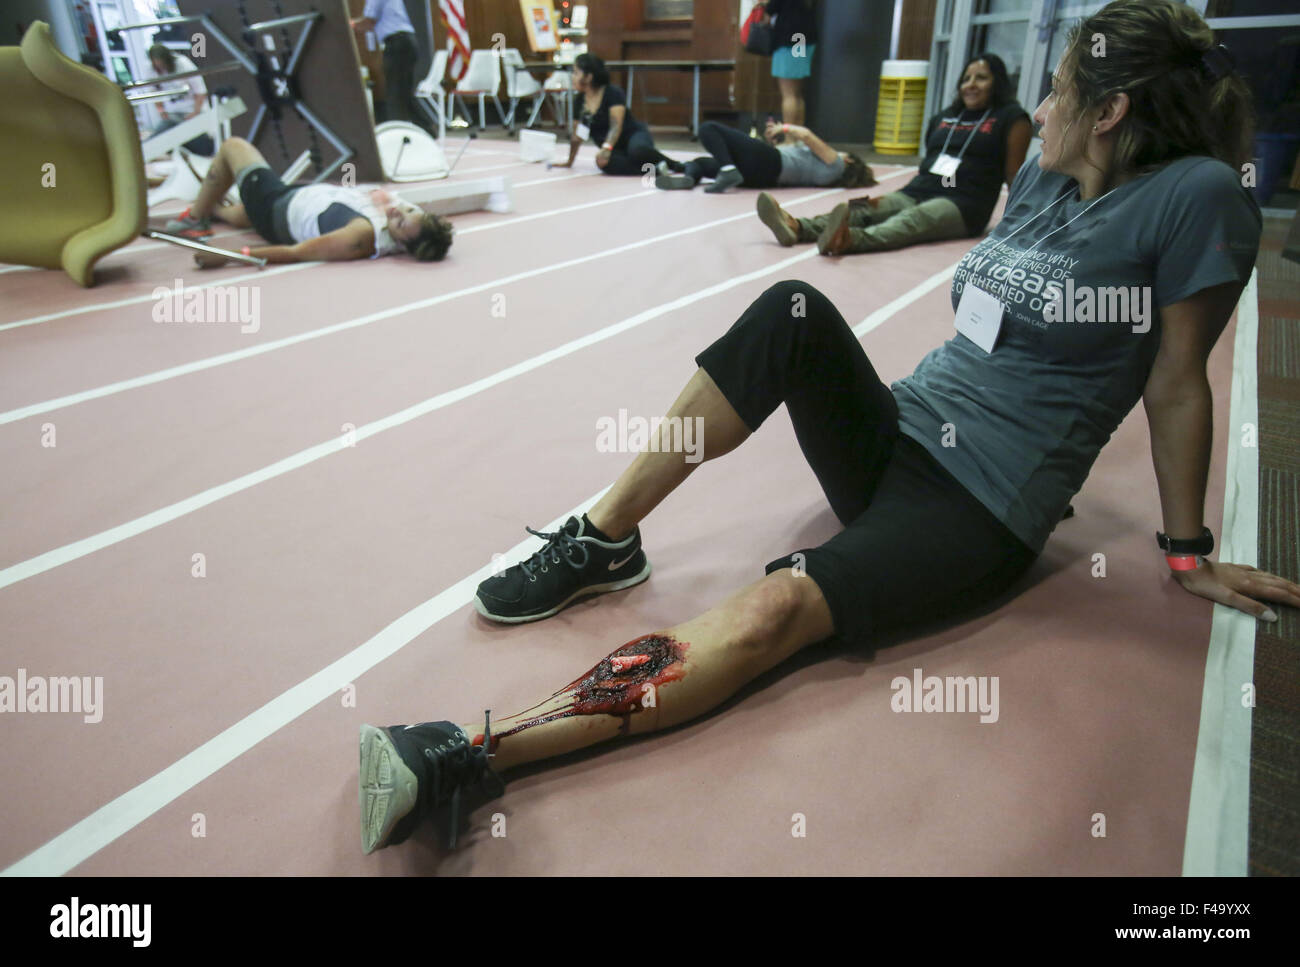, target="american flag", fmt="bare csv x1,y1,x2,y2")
439,0,471,82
